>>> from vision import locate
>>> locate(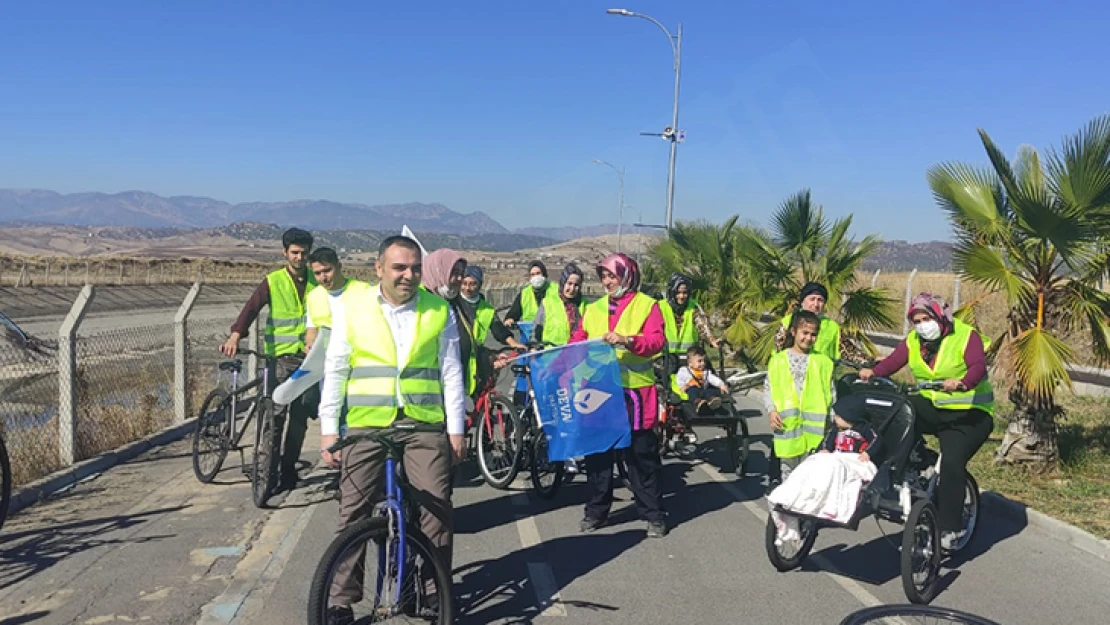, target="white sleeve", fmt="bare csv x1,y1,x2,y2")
675,367,692,389
707,371,726,389
438,308,467,435
305,312,316,329
318,316,350,437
